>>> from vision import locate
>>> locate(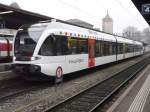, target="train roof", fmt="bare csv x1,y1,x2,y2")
46,21,117,42
134,41,143,45
26,20,143,45
0,33,14,37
